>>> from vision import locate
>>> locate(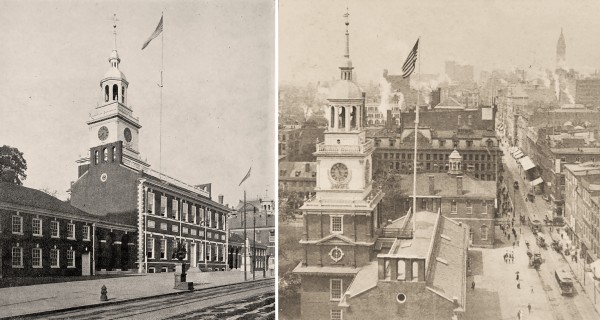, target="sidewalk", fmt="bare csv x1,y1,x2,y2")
0,270,273,318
